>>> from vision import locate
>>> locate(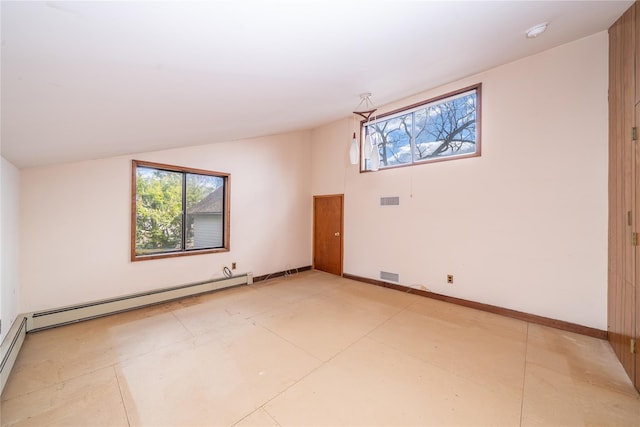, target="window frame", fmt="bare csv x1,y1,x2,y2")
359,83,481,172
131,160,231,262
